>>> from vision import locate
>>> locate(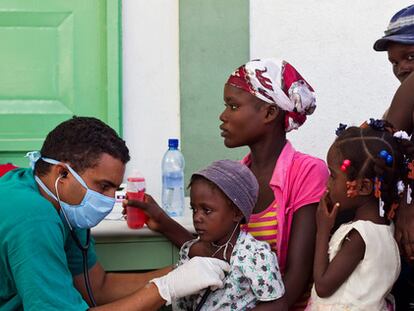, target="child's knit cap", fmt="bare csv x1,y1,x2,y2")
192,160,259,222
